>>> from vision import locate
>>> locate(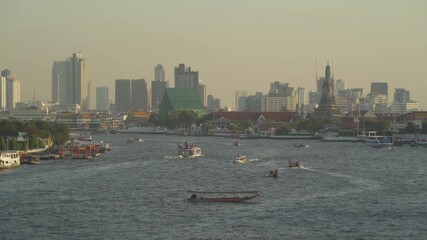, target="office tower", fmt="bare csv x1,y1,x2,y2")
393,88,410,103
96,86,110,111
115,79,131,112
371,82,388,97
269,81,293,96
199,83,206,107
6,78,20,110
335,79,346,96
154,64,165,81
235,91,247,111
151,65,169,112
174,63,206,107
0,76,5,110
1,69,20,110
131,79,148,111
51,53,88,109
314,64,340,117
207,95,221,109
296,87,305,114
174,64,199,89
246,92,265,112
